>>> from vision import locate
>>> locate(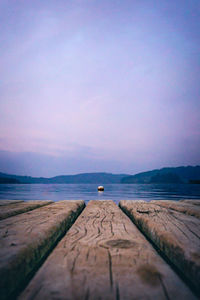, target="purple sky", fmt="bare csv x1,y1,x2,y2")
0,0,200,176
